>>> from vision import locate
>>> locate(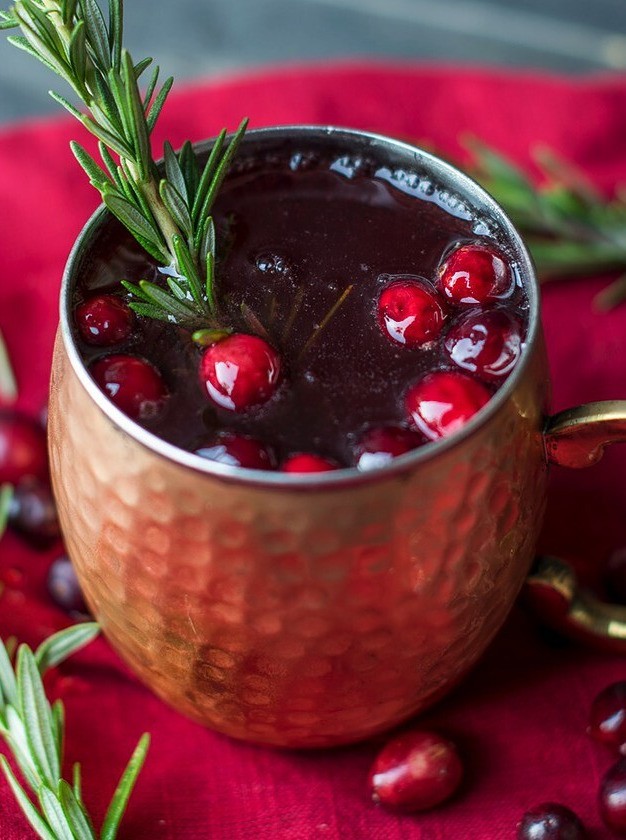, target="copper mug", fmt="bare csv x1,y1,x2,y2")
48,127,626,748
